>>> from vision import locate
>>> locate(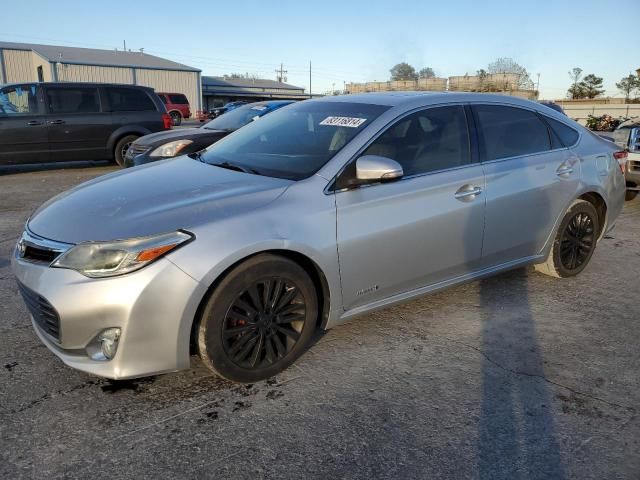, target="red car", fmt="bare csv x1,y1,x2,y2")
157,92,191,125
